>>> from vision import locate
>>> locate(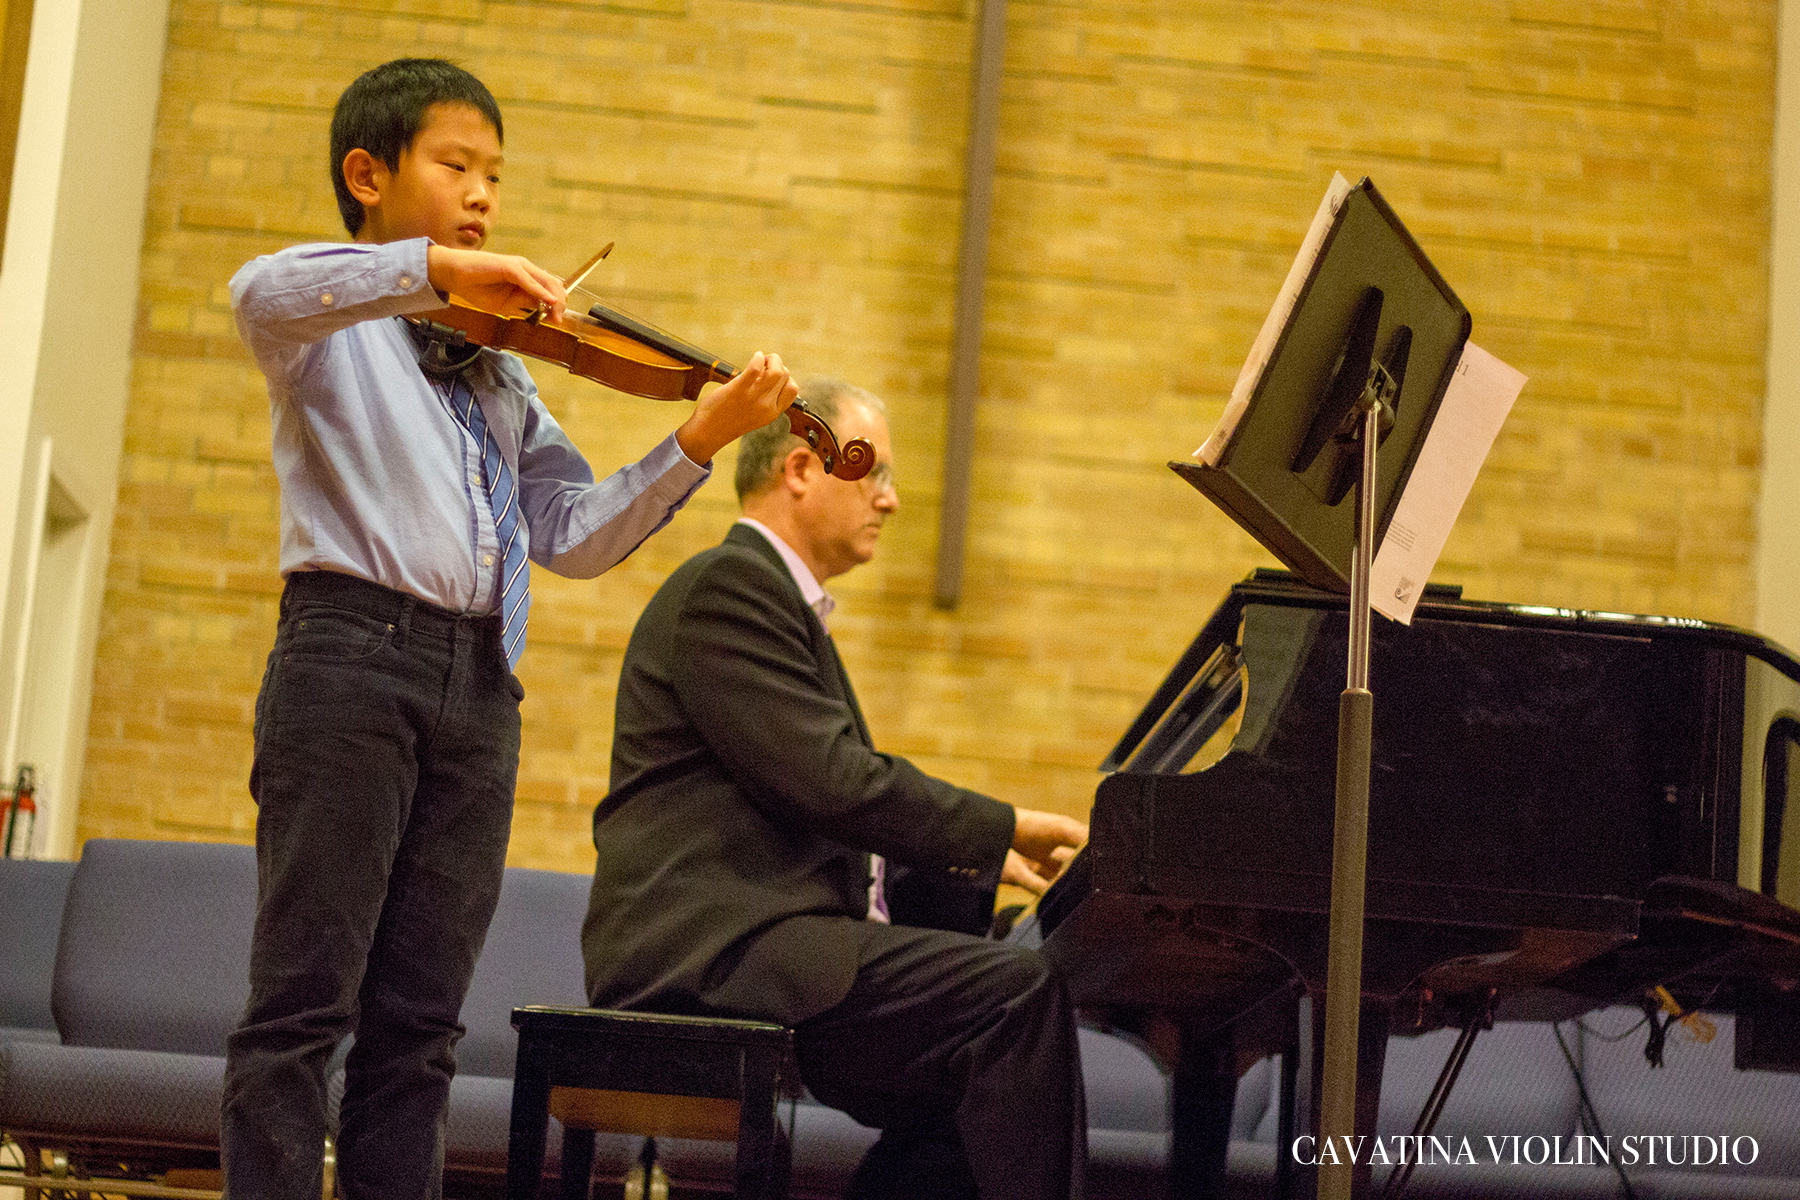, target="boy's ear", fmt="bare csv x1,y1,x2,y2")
341,148,385,209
